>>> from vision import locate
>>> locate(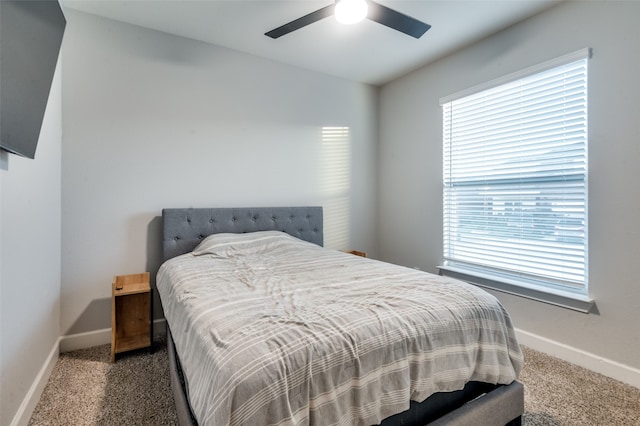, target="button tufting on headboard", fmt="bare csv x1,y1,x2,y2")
162,207,323,261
